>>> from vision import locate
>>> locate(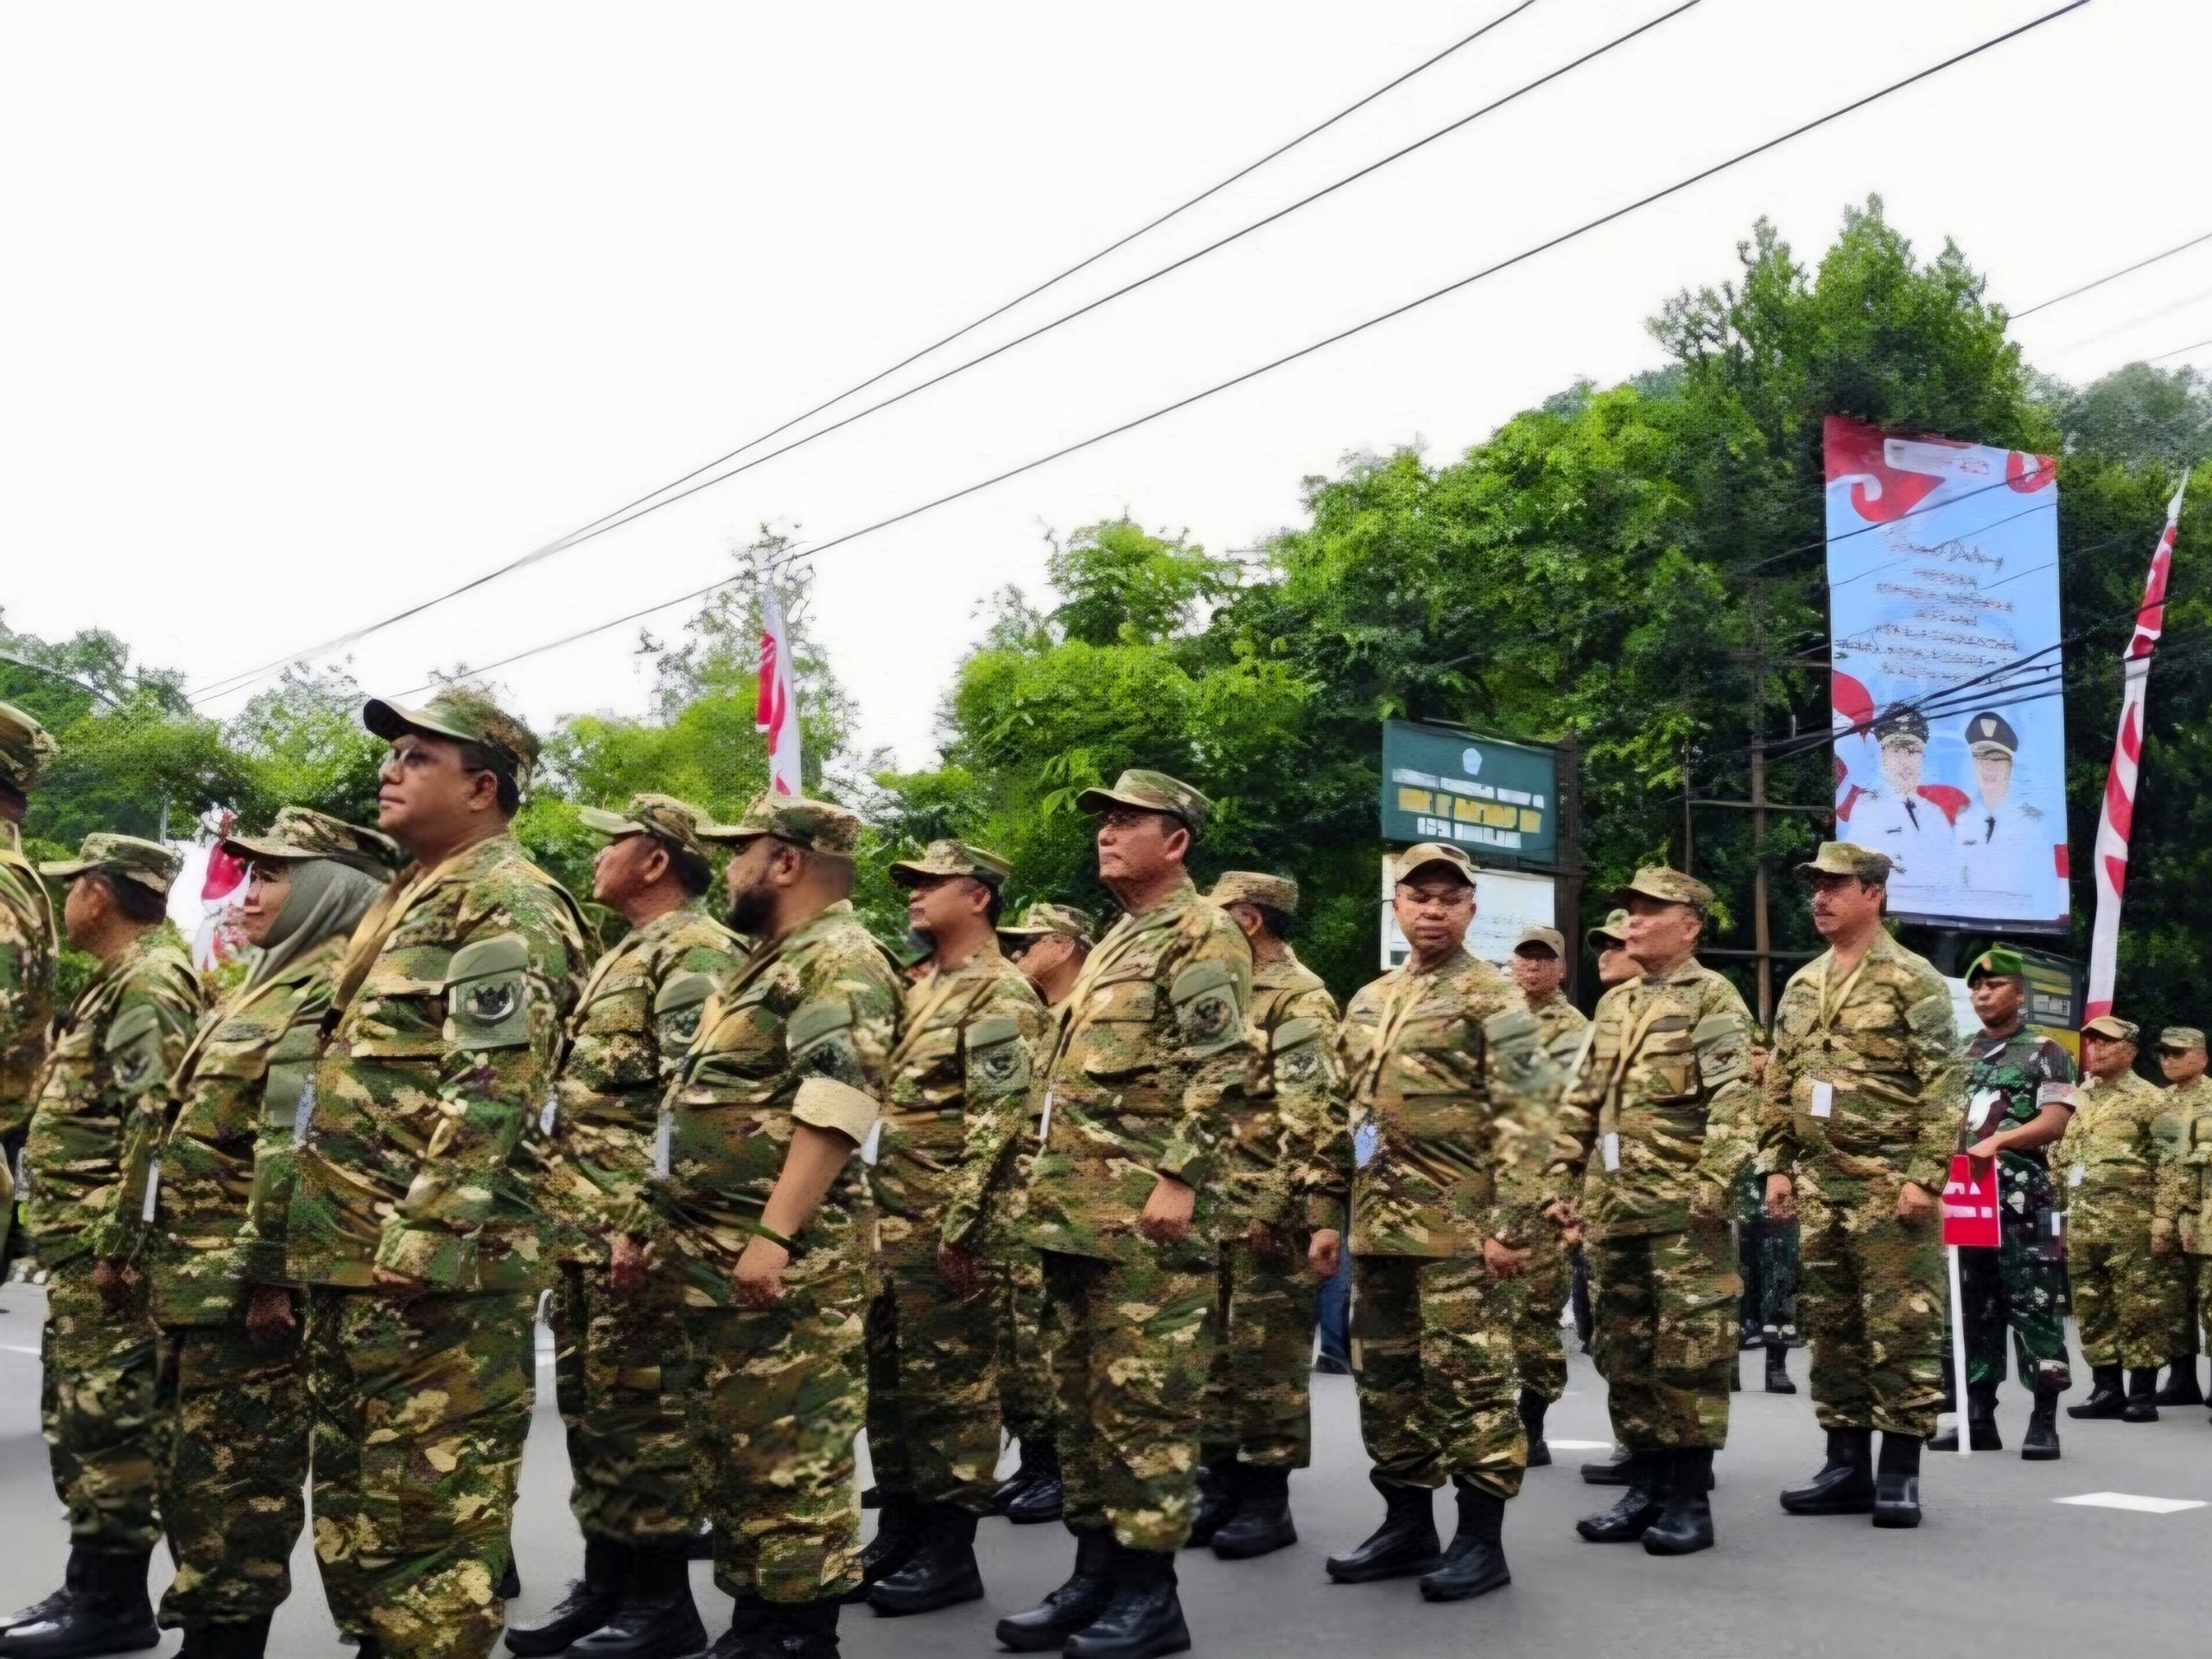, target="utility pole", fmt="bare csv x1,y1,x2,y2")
1748,584,1773,1026
1556,728,1585,1003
